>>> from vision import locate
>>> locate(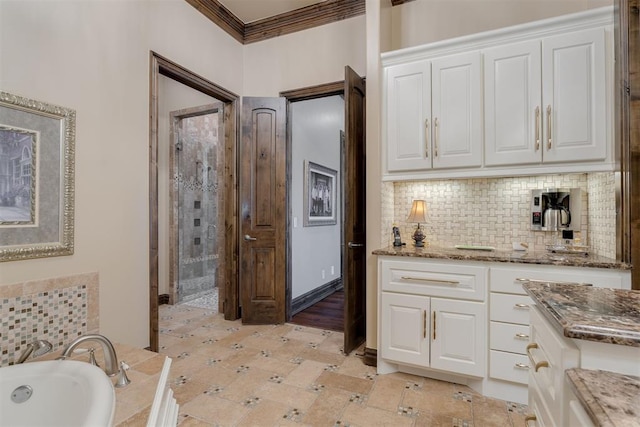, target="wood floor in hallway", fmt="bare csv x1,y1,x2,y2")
290,290,344,332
